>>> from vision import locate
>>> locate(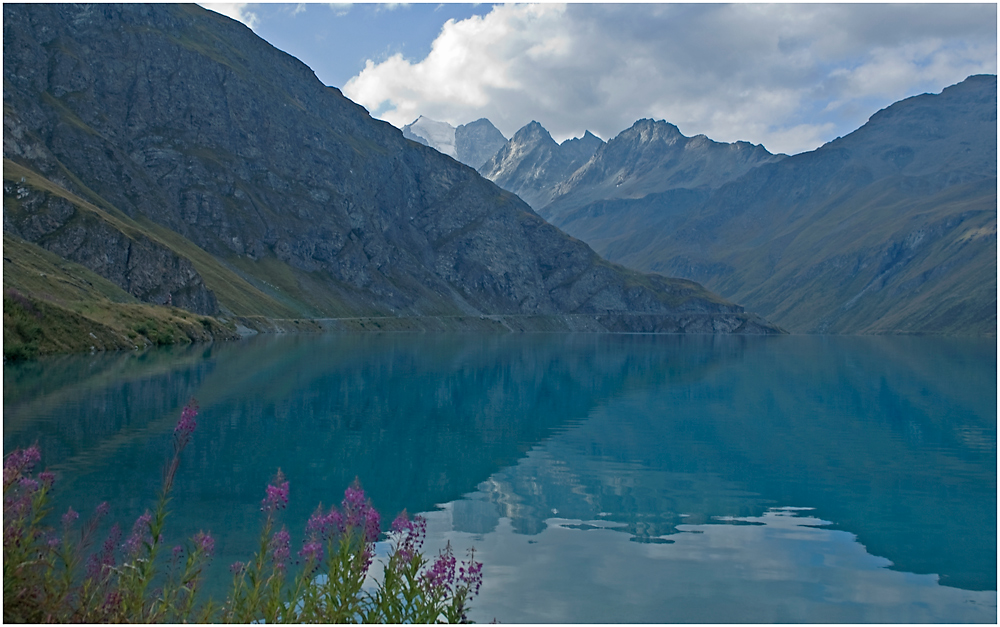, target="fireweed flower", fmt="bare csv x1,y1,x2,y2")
298,540,324,566
62,507,80,528
87,524,121,580
364,504,380,544
269,527,291,571
102,589,123,613
18,477,39,493
229,561,246,575
340,482,381,542
390,512,426,568
123,510,153,558
39,471,55,488
6,446,41,470
164,401,199,494
424,543,457,594
174,400,198,440
3,446,41,488
193,530,215,557
262,470,289,512
459,549,484,596
305,504,335,540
